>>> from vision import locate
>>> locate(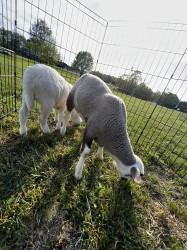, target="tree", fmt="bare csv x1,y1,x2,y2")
134,83,153,101
121,70,142,84
72,51,93,76
153,91,161,102
118,70,142,95
0,28,27,51
30,19,53,42
0,28,12,49
27,39,60,64
158,92,179,109
29,19,60,64
175,101,187,113
92,71,117,84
